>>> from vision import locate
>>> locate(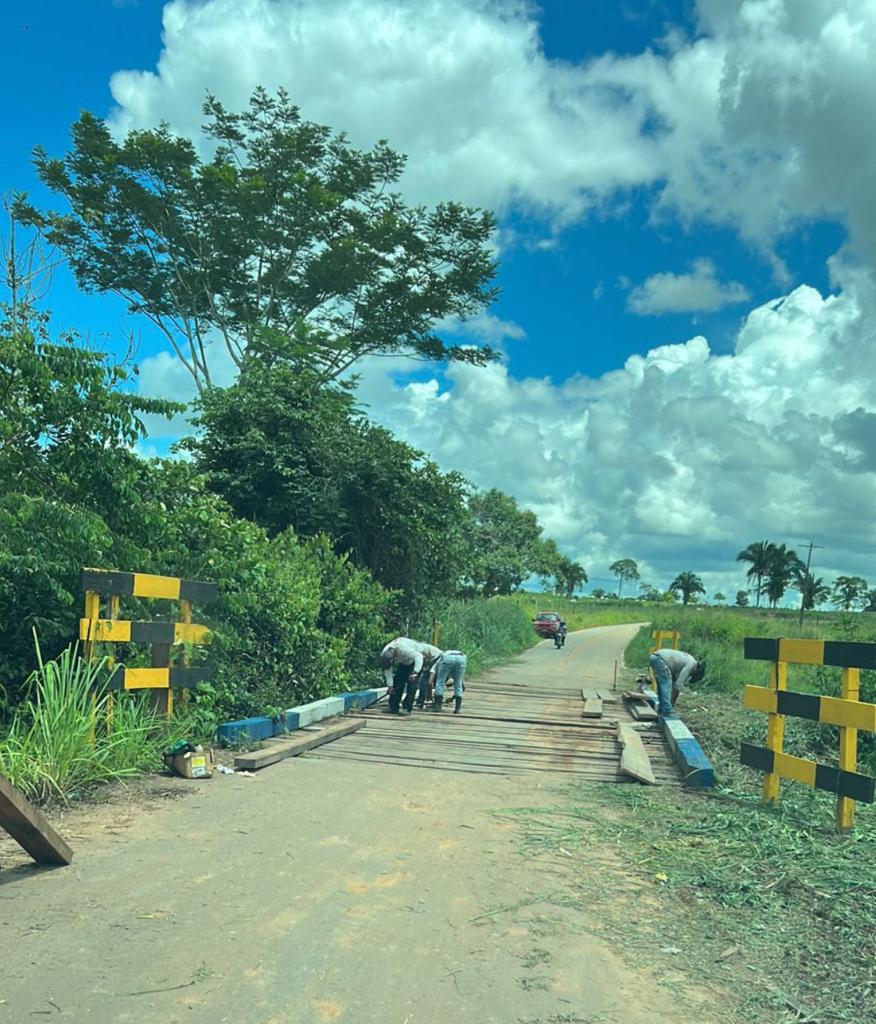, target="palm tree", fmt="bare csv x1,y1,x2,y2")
832,575,869,610
736,541,774,607
794,571,830,612
764,544,802,607
669,571,706,605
